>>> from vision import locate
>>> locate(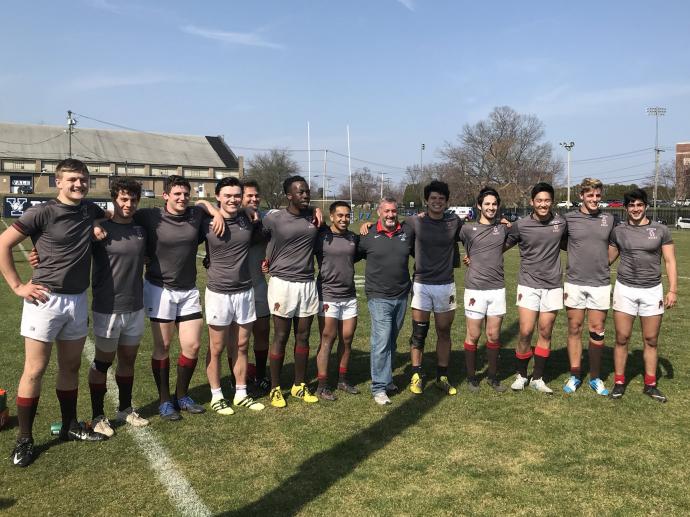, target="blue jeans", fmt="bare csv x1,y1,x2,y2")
368,297,407,395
